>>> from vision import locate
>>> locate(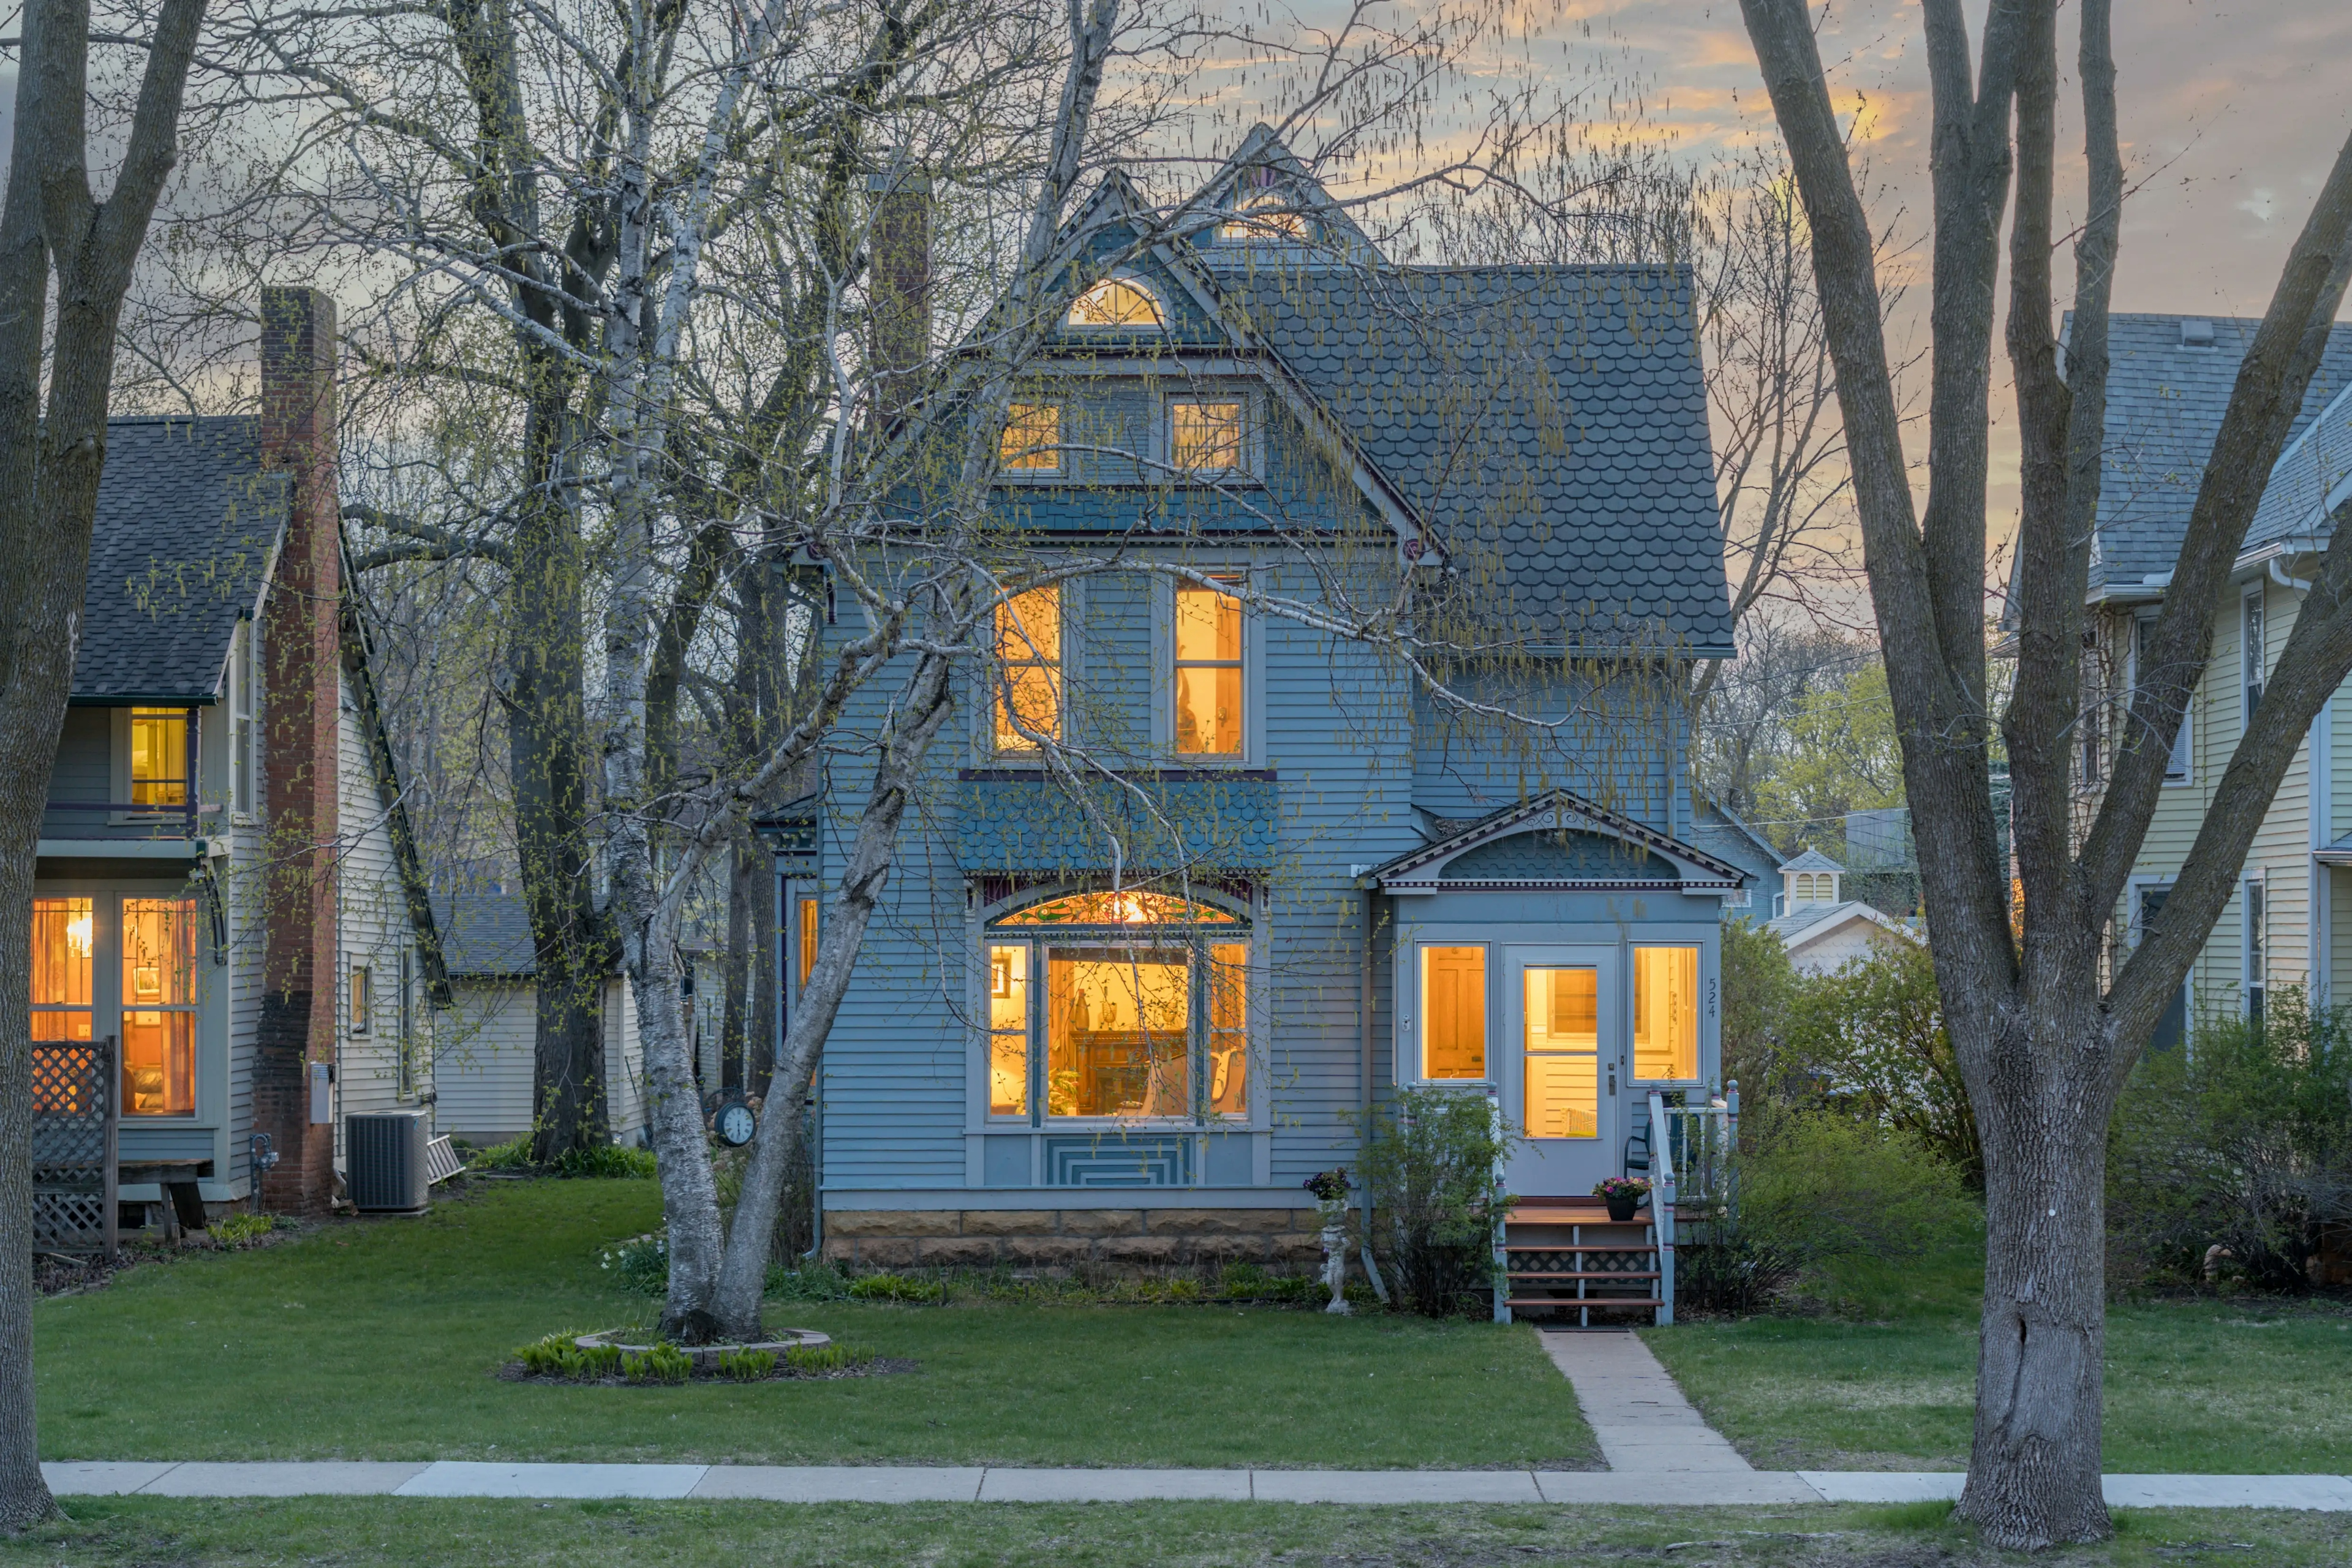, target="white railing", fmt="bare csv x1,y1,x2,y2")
1647,1091,1675,1326
1661,1082,1741,1213
1490,1086,1511,1323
